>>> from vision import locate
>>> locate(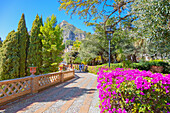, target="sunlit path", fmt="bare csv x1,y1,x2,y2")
1,72,100,113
